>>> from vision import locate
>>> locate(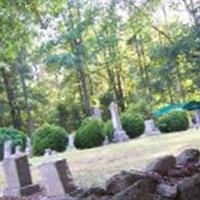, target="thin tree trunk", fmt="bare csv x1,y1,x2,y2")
18,68,34,135
0,68,22,129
